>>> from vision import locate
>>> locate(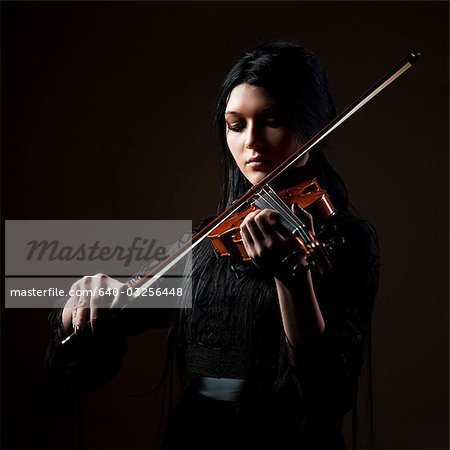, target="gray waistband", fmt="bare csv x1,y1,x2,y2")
196,376,246,402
